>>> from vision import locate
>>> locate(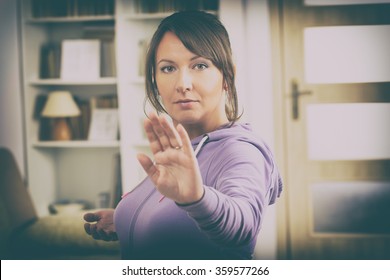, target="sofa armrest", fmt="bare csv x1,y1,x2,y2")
10,211,120,259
